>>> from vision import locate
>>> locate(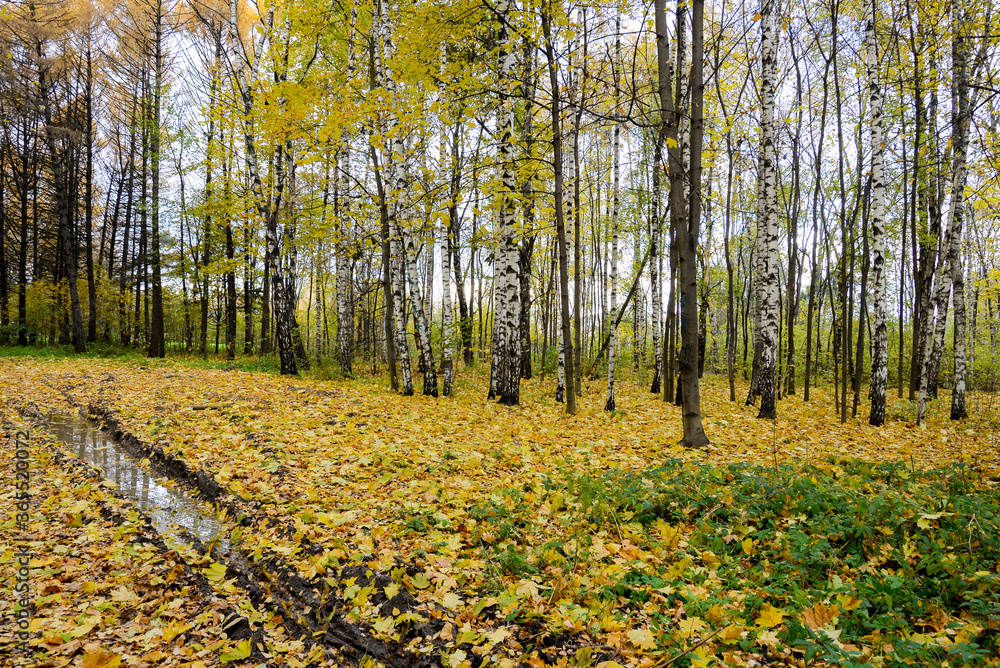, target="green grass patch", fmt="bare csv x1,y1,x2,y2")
578,459,1000,665
481,457,1000,665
